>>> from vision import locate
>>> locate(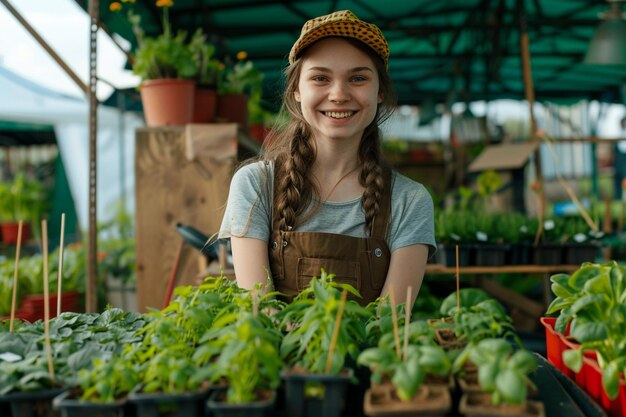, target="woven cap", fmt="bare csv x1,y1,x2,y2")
289,10,389,68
